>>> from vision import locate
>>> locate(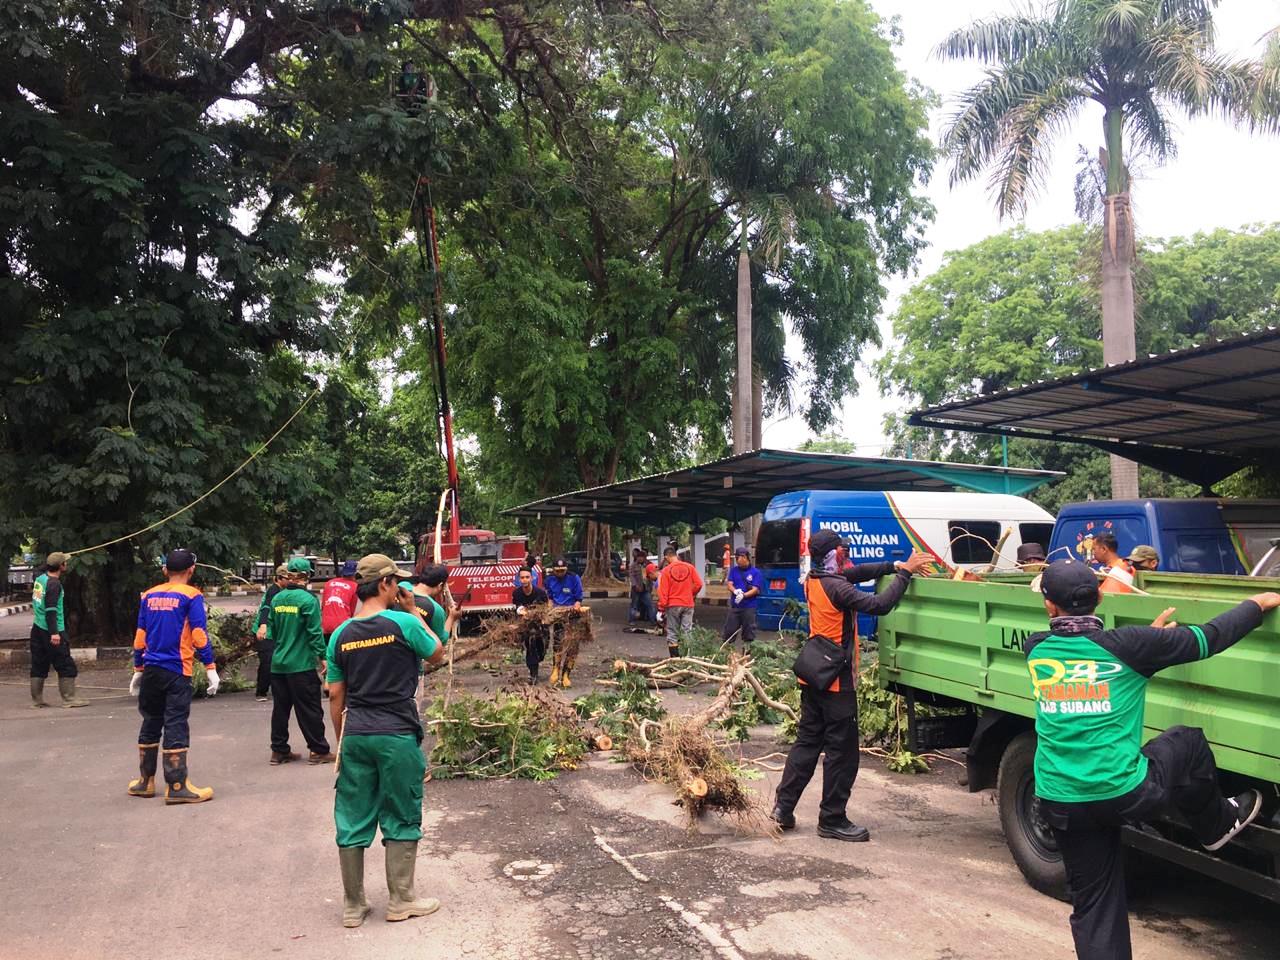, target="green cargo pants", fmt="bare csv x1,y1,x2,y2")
334,733,425,848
